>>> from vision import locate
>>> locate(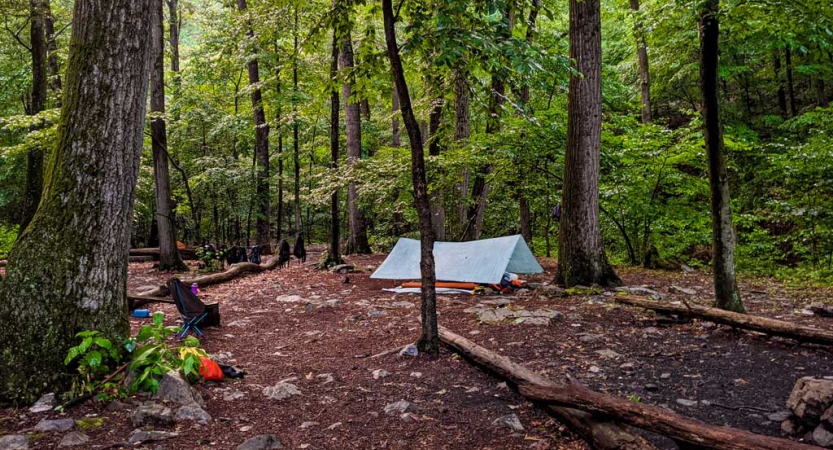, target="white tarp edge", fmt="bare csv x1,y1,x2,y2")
370,235,543,284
